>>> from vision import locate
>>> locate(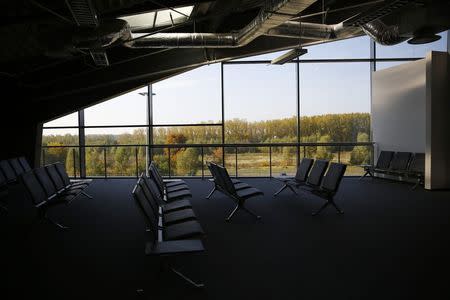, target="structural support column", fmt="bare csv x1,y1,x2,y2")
369,40,376,164
425,51,450,190
78,110,86,178
296,60,301,165
147,84,154,172
221,63,226,165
